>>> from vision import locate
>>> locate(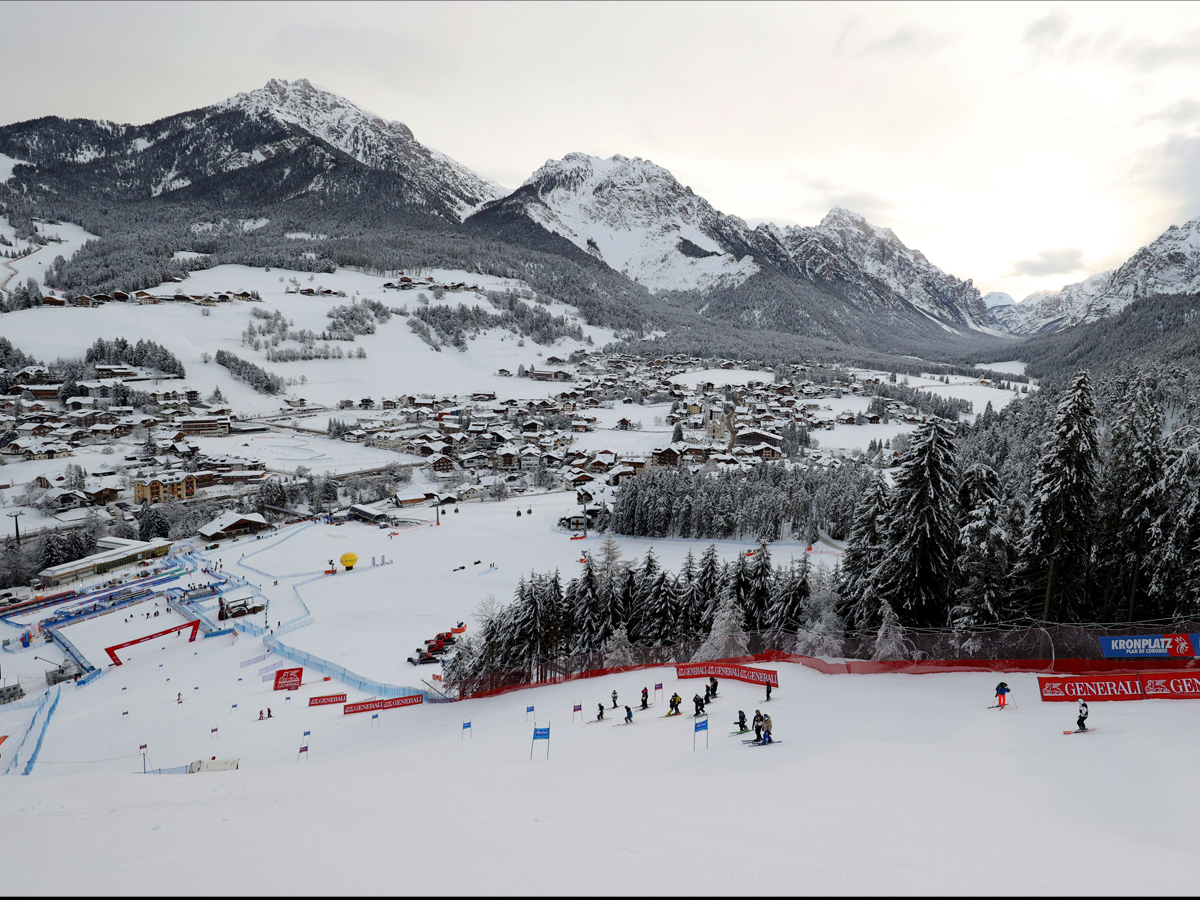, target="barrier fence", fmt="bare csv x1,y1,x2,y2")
262,636,441,702
2,688,52,775
453,623,1200,700
22,686,62,775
